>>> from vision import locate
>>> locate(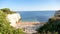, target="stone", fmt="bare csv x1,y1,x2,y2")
6,13,21,27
